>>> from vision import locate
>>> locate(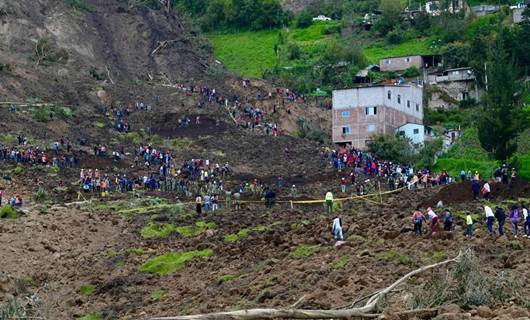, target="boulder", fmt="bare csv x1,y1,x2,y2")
476,306,494,318
434,313,471,320
438,304,461,314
